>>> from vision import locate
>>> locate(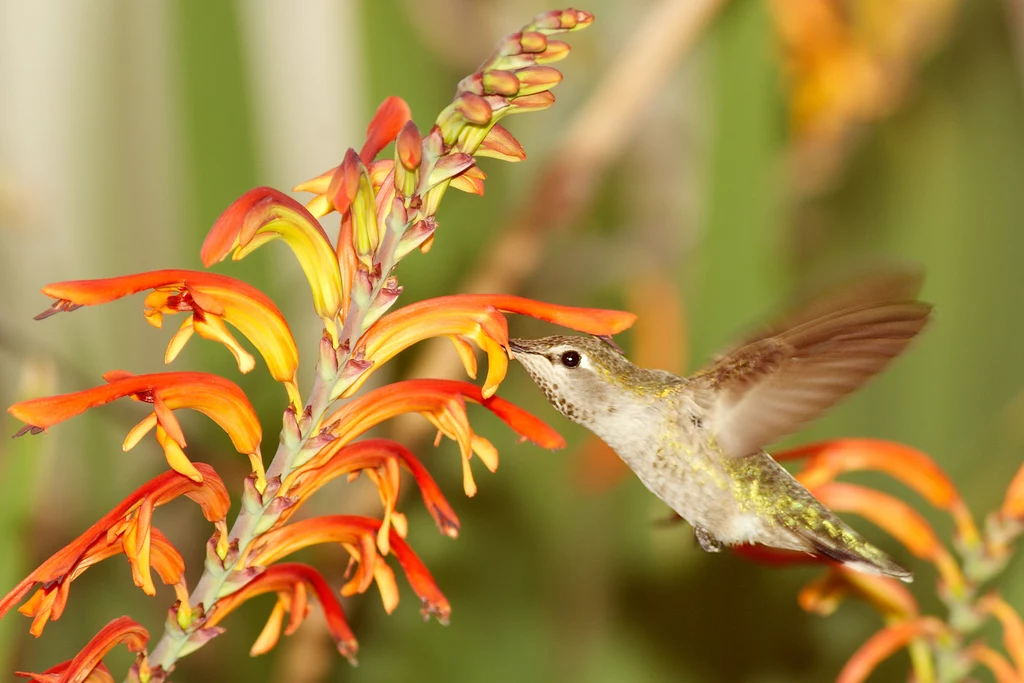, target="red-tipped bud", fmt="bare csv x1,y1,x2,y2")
396,121,423,171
